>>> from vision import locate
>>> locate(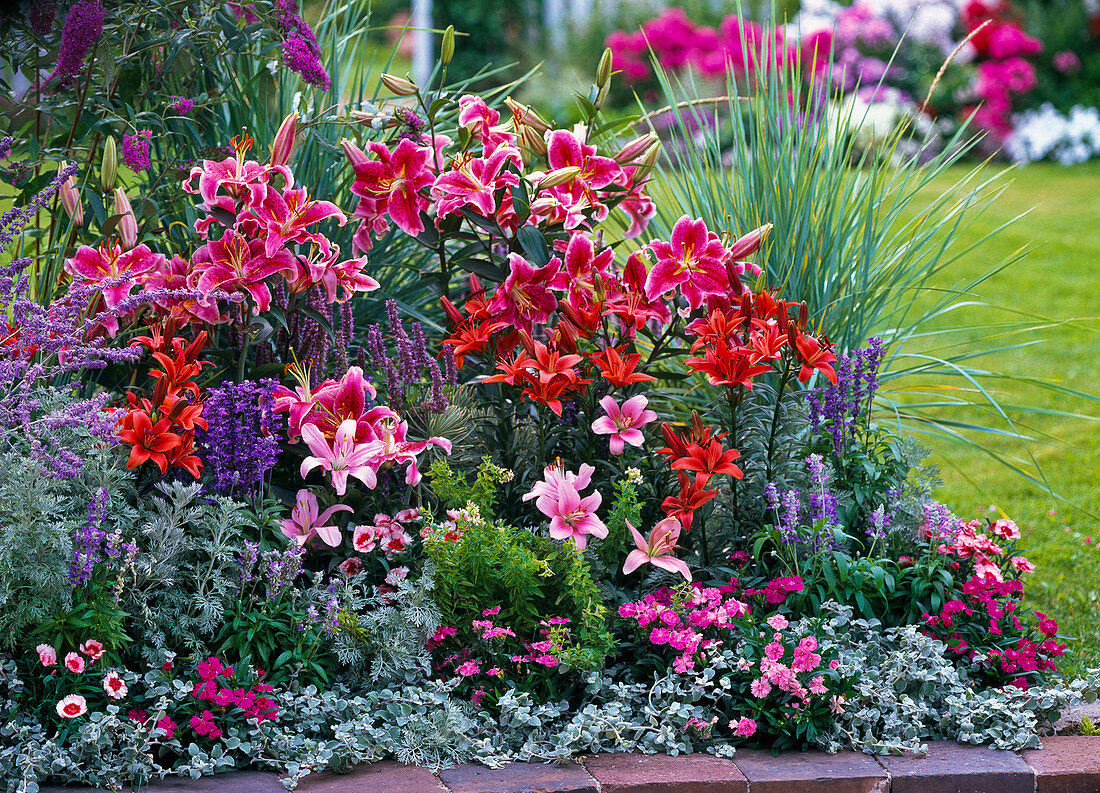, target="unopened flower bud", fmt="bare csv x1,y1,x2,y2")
596,47,614,89
100,136,117,190
537,166,581,189
727,222,773,259
113,188,137,250
381,73,418,96
505,97,552,134
340,138,369,169
522,125,548,156
270,111,299,167
441,25,455,67
798,301,808,331
58,162,83,226
615,132,660,164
